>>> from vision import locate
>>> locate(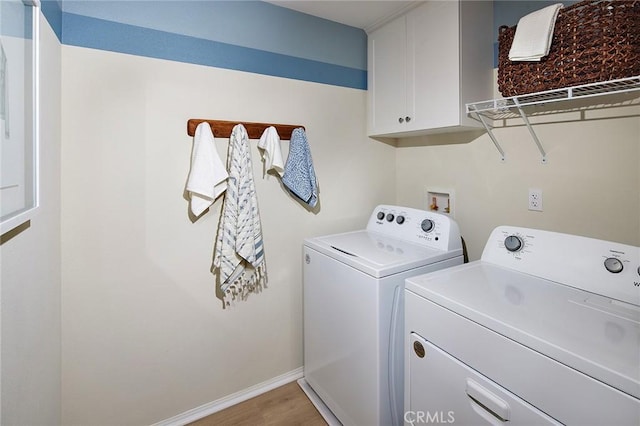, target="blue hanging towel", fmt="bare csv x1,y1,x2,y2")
282,128,318,208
